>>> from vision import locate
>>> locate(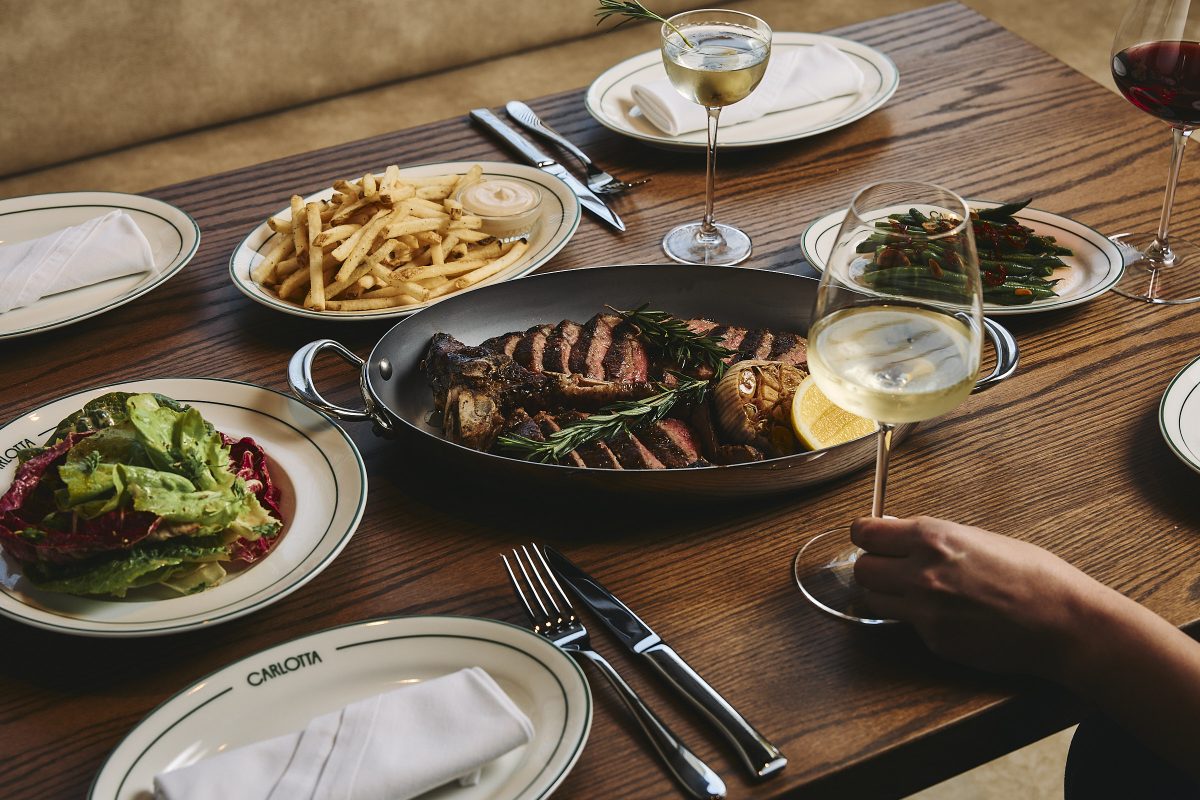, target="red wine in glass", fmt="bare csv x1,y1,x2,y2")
1110,0,1200,304
1113,40,1200,127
